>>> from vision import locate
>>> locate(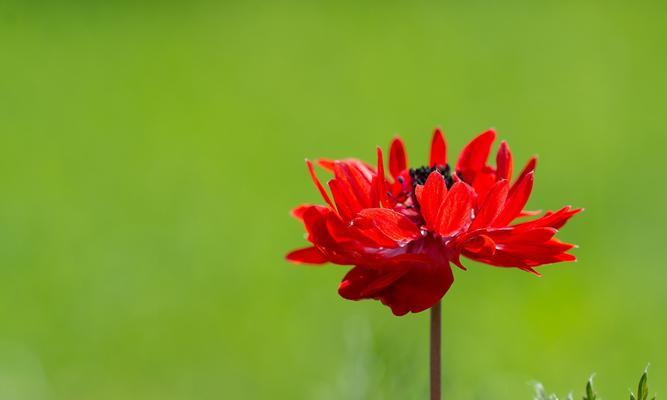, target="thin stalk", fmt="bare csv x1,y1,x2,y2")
430,300,441,400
